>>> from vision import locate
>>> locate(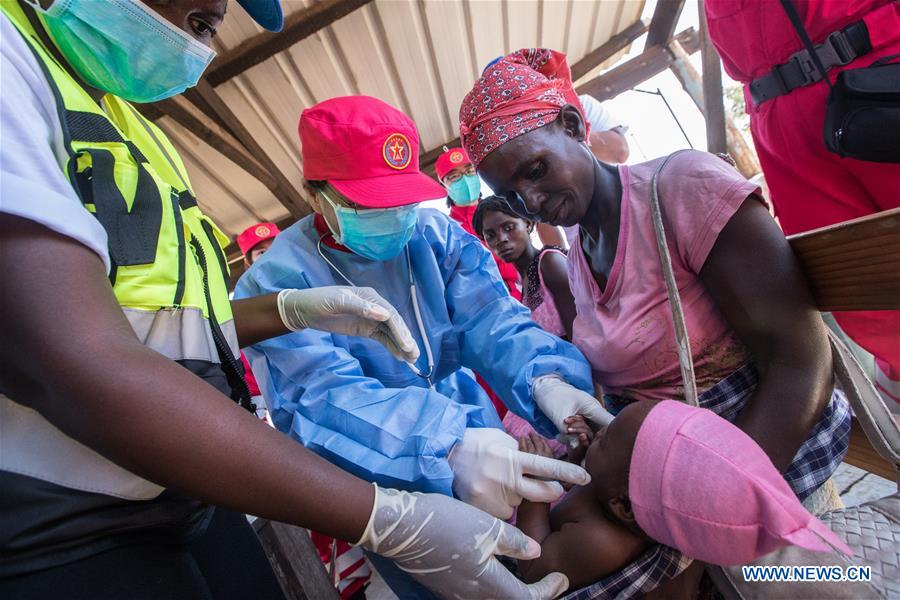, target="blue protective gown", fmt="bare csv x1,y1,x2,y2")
234,208,593,496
